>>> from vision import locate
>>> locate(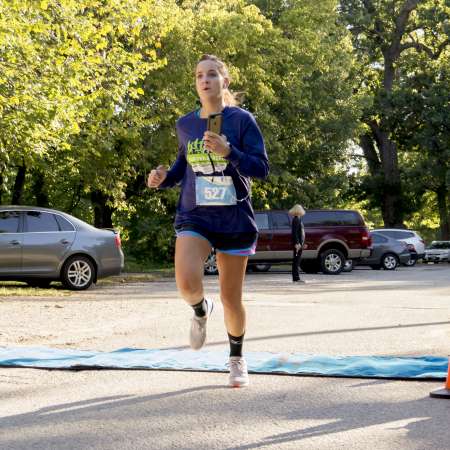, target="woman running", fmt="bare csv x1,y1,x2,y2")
147,54,269,387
